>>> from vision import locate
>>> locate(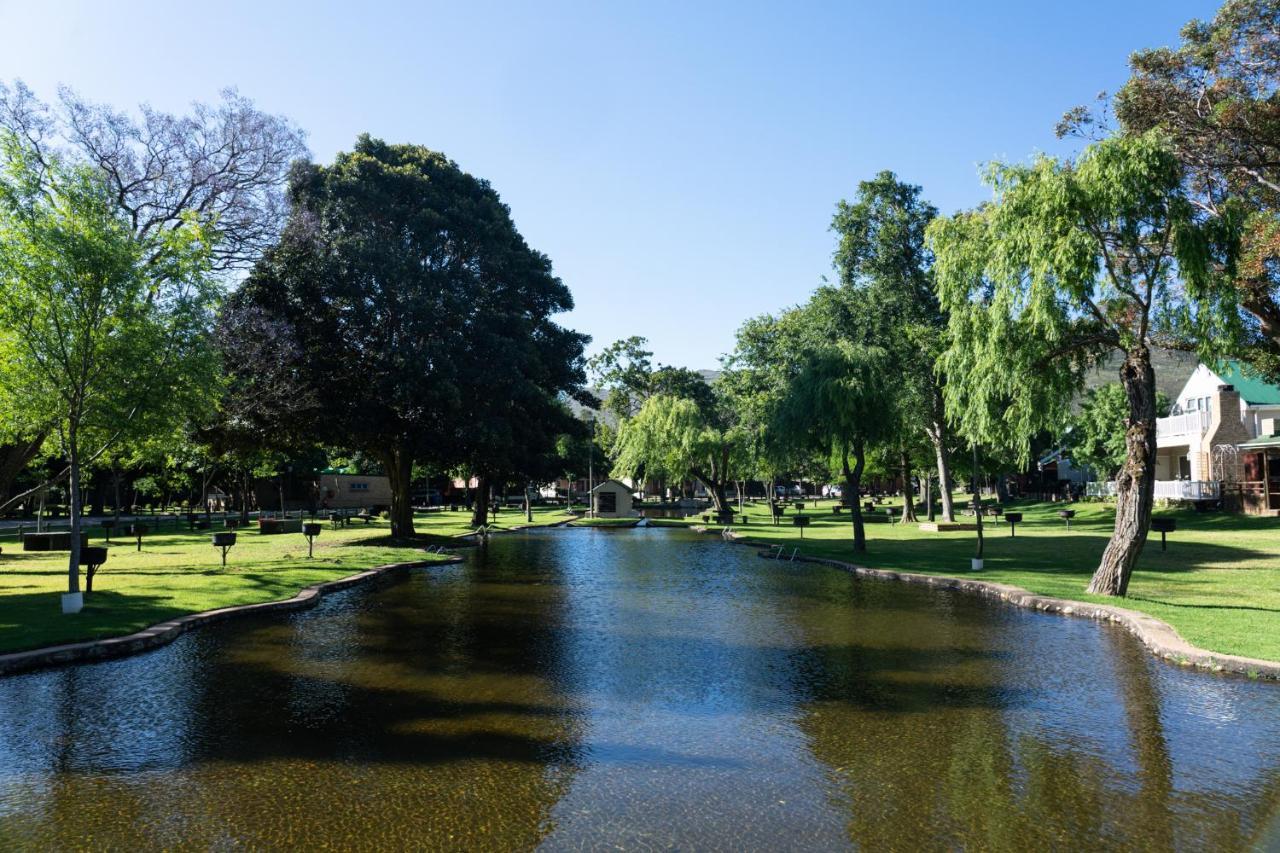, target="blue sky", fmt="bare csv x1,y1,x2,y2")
0,0,1215,369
